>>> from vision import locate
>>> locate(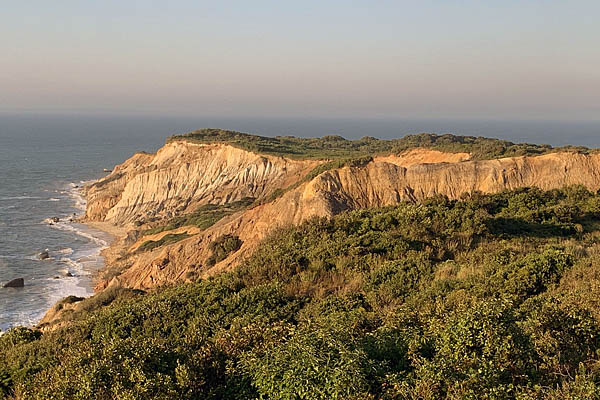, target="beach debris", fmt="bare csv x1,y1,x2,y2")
3,278,24,288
